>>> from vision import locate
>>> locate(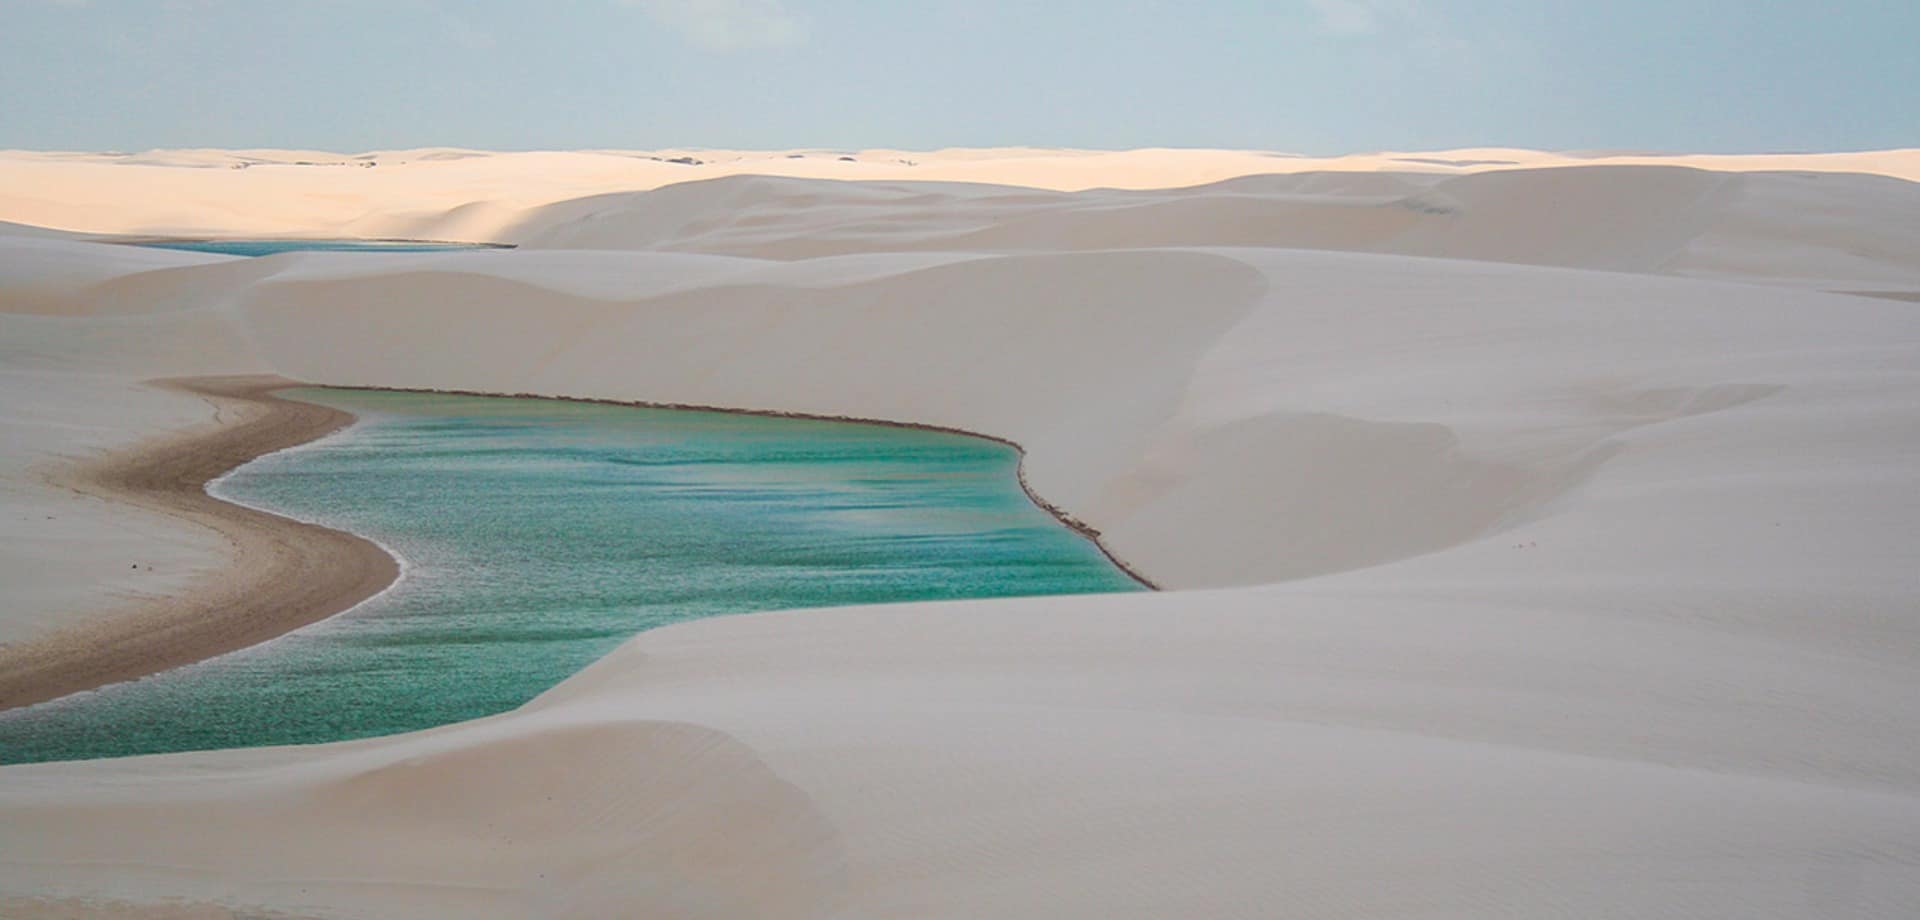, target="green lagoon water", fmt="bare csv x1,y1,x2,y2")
130,239,500,256
0,389,1139,765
